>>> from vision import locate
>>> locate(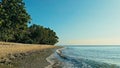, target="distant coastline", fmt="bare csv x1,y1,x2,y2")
57,44,120,47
